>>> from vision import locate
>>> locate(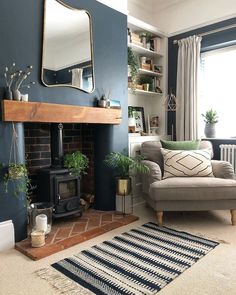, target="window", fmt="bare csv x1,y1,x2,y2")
199,45,236,138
